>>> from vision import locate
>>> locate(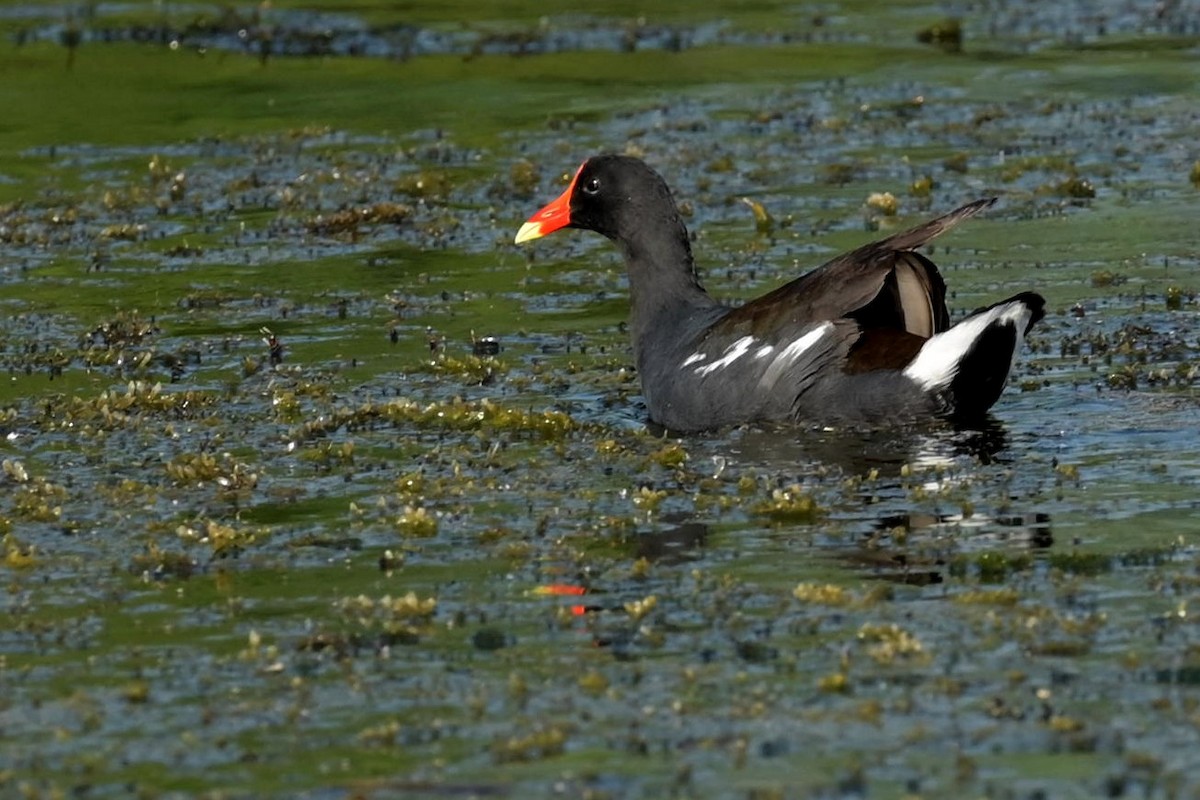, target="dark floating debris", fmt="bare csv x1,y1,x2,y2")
262,326,284,365
916,18,963,52
472,335,501,356
472,628,510,651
